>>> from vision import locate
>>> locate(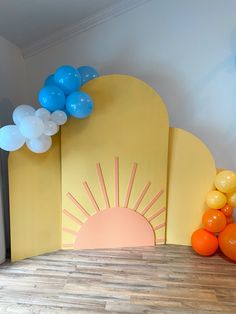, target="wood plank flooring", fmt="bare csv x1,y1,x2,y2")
0,245,235,313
